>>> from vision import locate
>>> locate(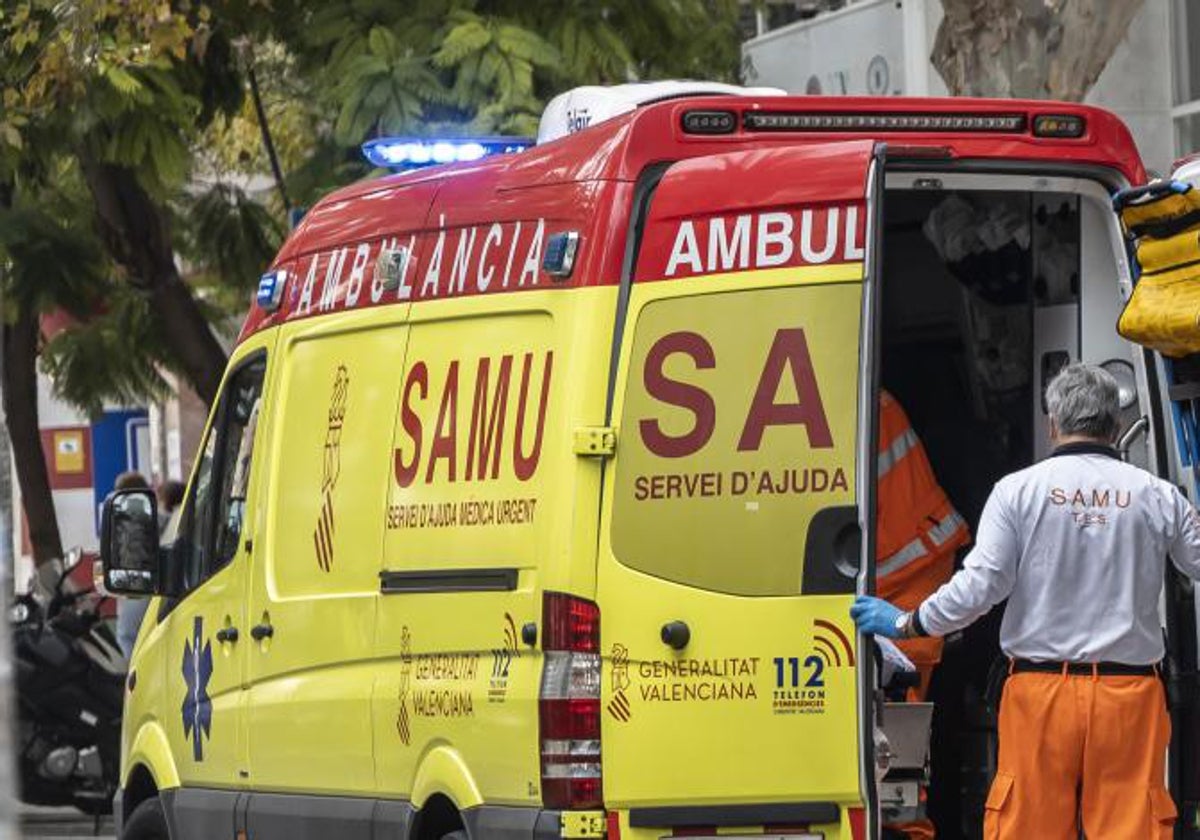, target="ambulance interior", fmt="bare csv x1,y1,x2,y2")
876,173,1150,838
